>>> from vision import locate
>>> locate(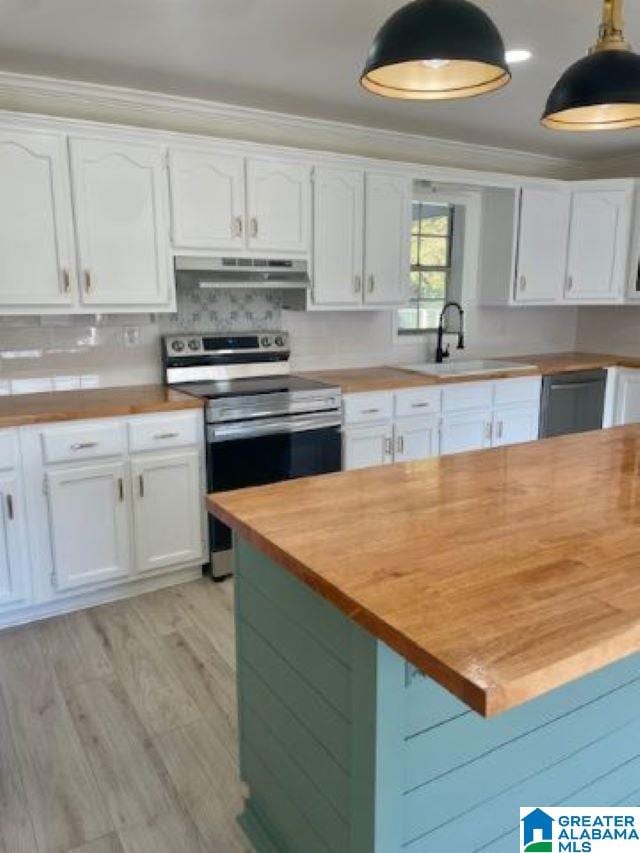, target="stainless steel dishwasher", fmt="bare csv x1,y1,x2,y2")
539,369,607,438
